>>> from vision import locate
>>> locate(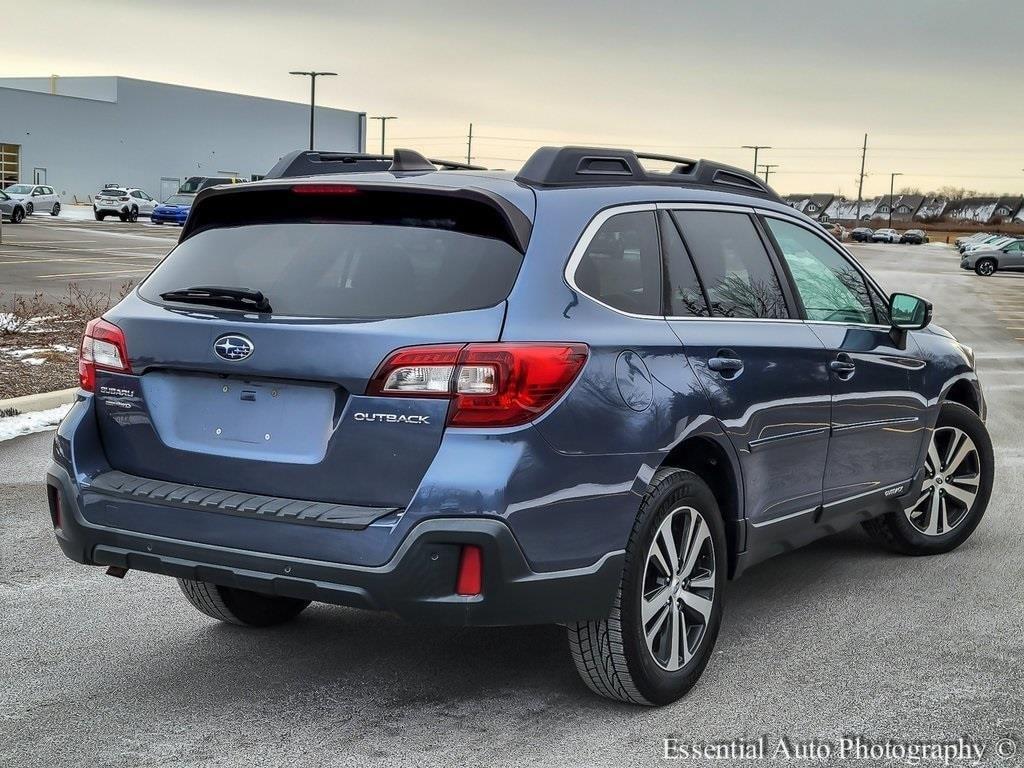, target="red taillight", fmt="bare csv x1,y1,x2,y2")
119,196,129,201
455,545,483,596
291,184,361,195
367,343,588,428
78,318,131,392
